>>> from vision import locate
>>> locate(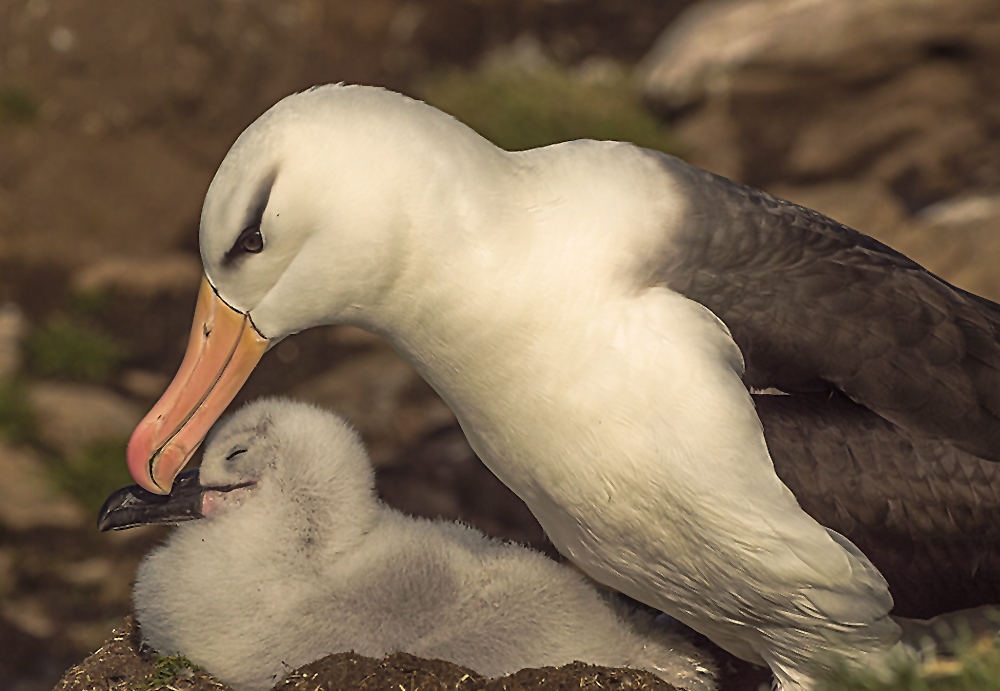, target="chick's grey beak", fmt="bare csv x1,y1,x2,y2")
98,469,205,532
